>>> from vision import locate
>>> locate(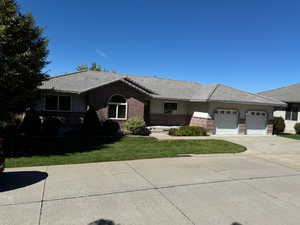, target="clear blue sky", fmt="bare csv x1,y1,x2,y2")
18,0,300,93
